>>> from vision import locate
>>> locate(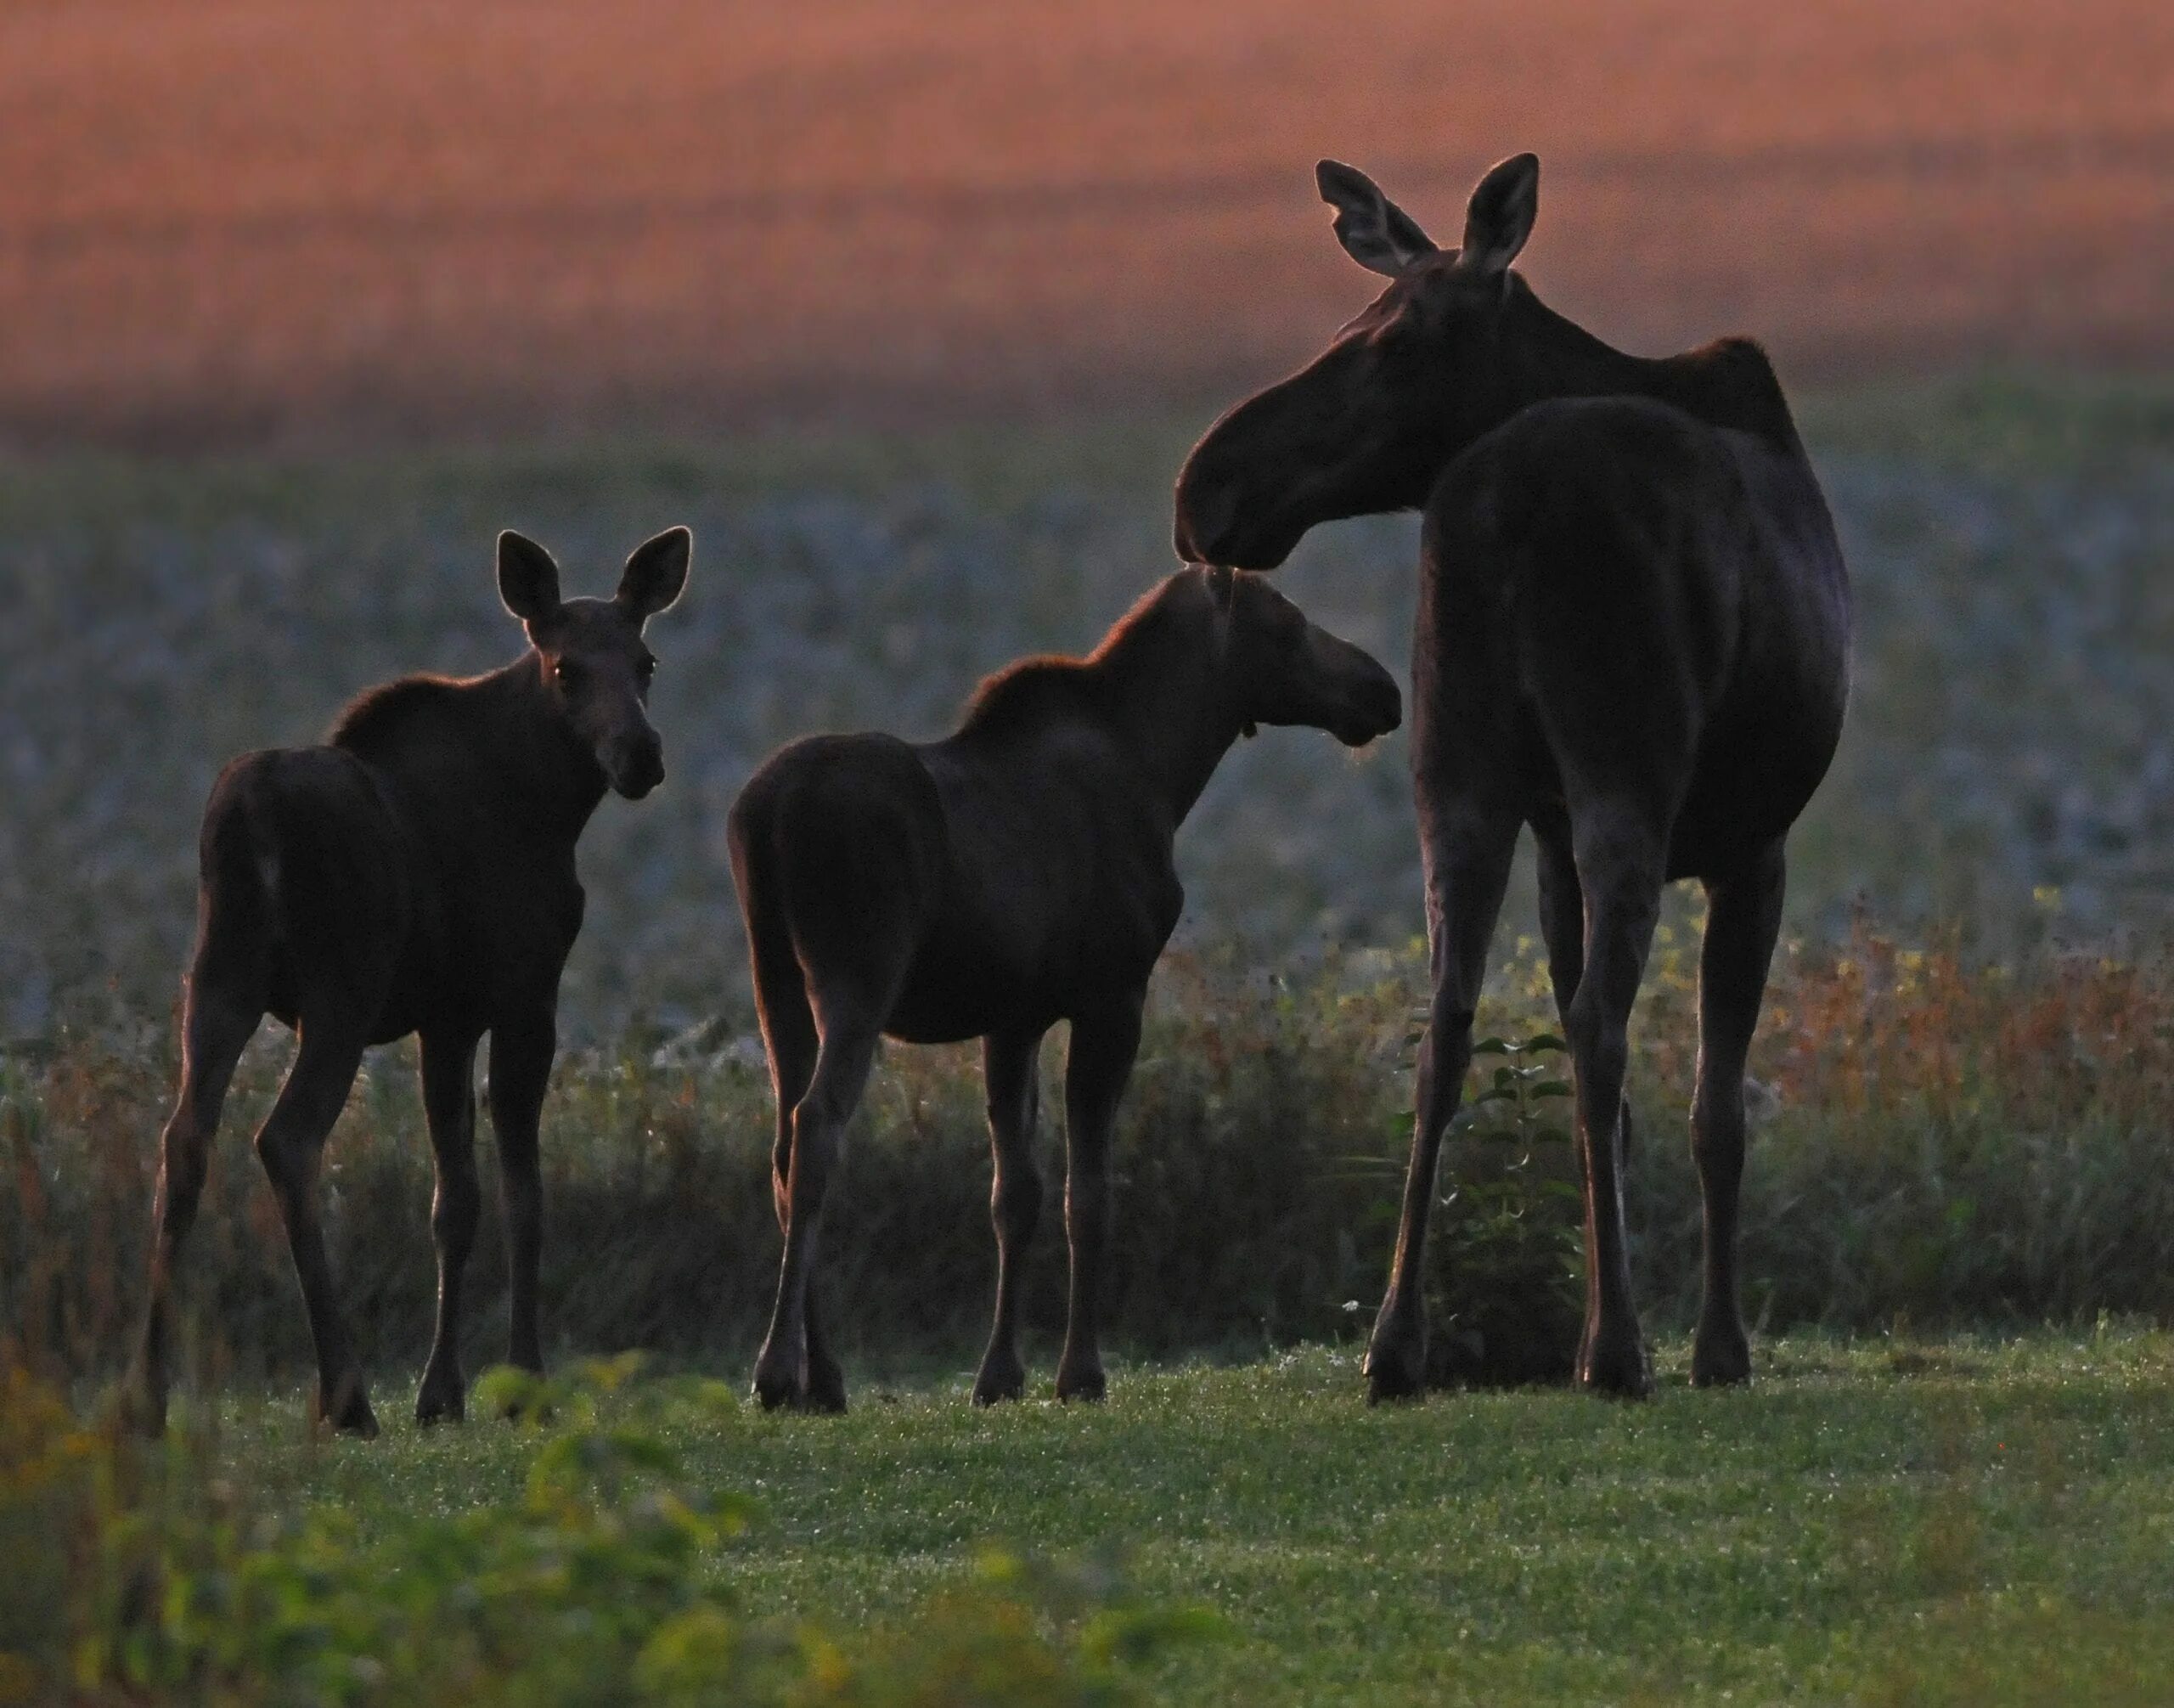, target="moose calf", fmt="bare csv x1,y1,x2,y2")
133,527,691,1435
729,566,1400,1411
